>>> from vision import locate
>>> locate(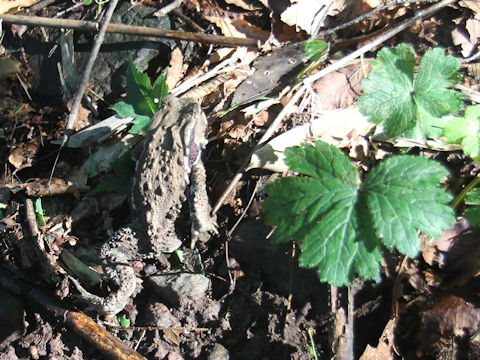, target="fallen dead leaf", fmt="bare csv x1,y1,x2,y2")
460,0,480,20
311,61,370,111
280,0,348,34
166,46,184,91
418,295,480,358
66,99,91,131
0,0,36,14
360,319,396,360
8,178,77,197
8,137,40,171
224,0,261,11
0,58,20,79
